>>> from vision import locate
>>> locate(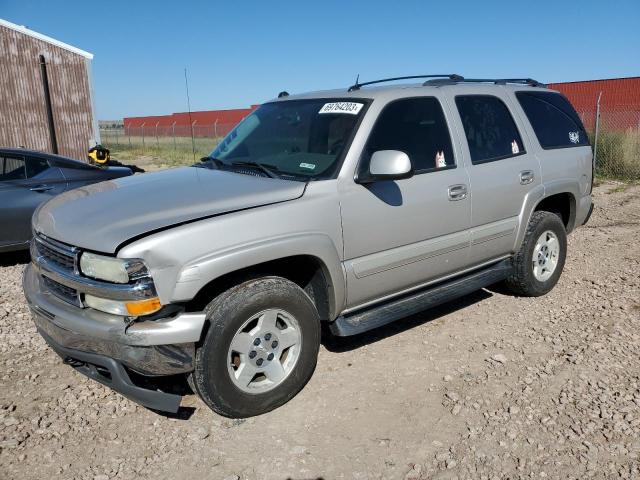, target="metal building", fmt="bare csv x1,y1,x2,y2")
123,106,259,138
0,18,100,160
548,77,640,131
